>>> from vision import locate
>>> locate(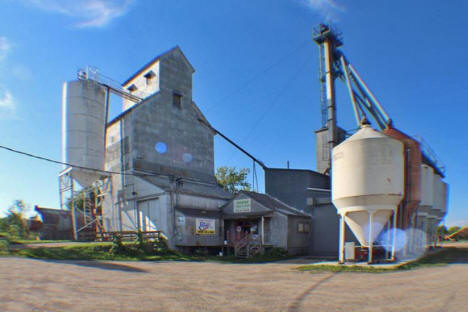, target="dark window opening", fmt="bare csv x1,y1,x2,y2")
127,84,137,92
173,92,182,109
144,71,156,86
